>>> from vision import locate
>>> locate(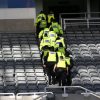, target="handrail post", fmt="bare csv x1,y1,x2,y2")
64,86,66,94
